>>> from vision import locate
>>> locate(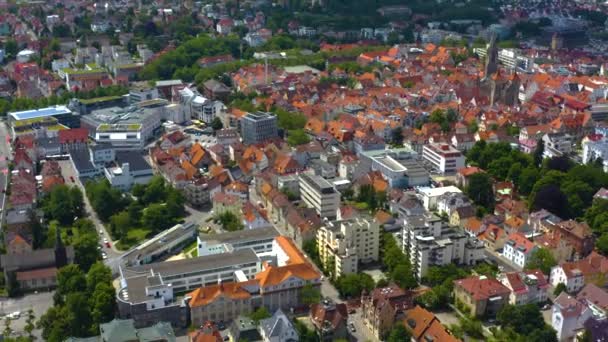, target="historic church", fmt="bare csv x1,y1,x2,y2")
480,34,520,106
